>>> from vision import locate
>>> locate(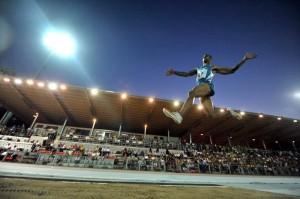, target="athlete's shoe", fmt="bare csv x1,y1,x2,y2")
163,108,183,124
228,109,243,120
